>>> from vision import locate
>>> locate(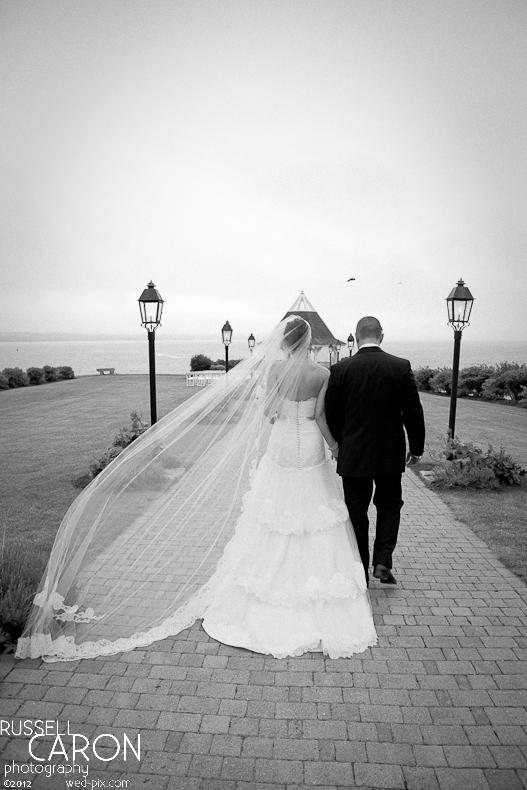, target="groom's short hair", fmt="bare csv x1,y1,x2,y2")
356,316,383,340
